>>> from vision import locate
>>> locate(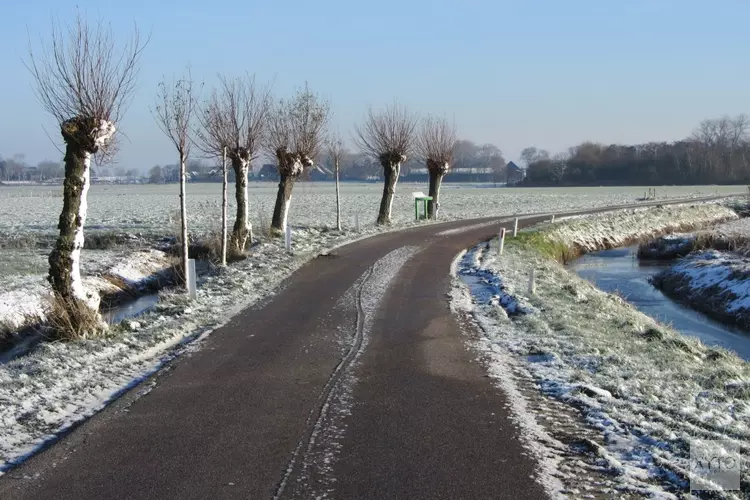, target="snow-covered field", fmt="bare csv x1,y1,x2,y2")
453,204,749,497
0,184,744,476
0,183,742,237
0,184,738,328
